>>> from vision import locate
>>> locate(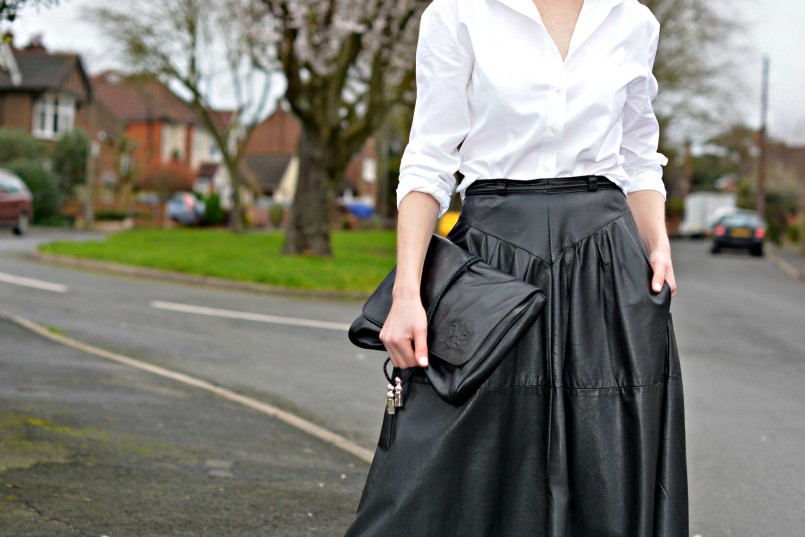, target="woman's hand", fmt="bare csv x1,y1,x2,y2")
379,294,430,370
627,190,678,298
